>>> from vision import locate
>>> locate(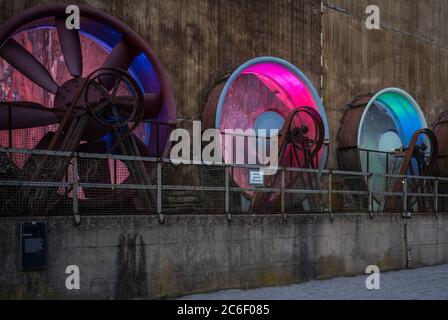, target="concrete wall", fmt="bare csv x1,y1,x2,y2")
1,213,447,299
407,213,448,267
